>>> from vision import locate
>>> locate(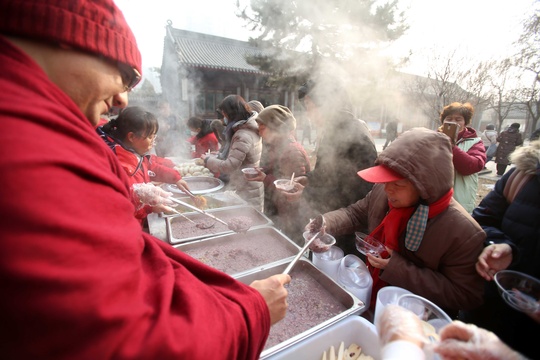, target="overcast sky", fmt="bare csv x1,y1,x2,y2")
115,0,535,77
